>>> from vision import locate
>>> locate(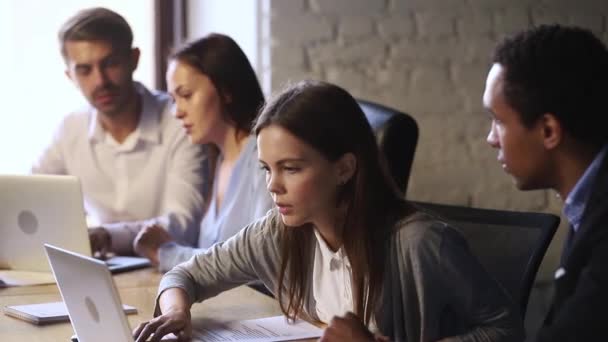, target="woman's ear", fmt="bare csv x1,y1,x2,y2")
336,153,357,185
